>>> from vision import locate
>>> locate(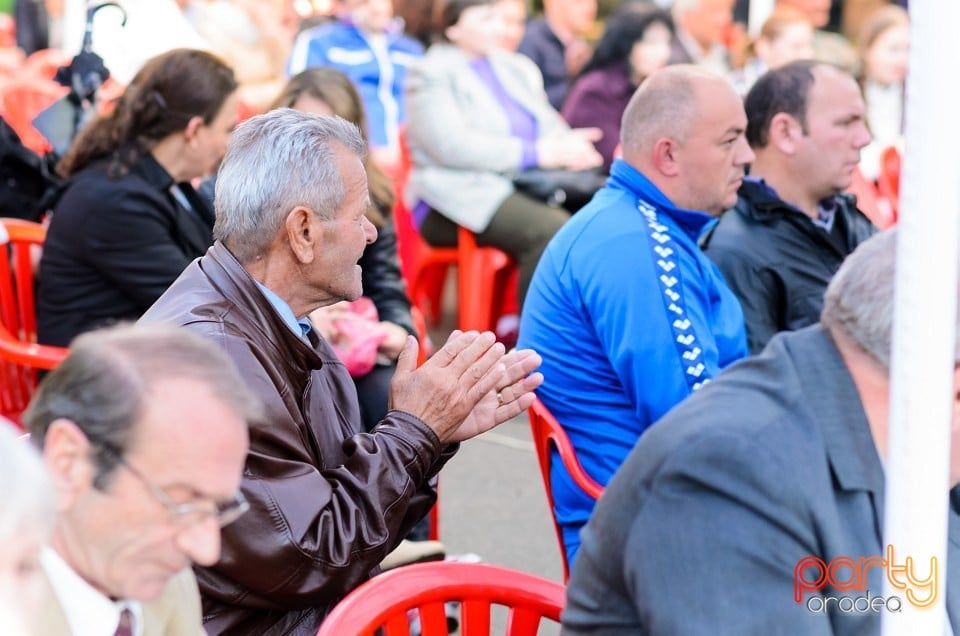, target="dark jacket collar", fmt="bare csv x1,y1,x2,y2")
208,242,324,369
146,241,327,382
129,150,175,190
736,178,856,222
